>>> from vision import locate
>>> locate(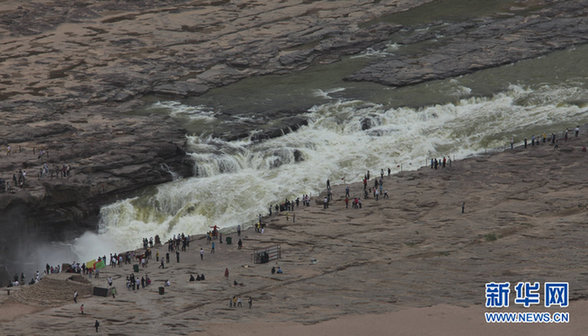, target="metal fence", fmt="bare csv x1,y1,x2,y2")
252,245,281,264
